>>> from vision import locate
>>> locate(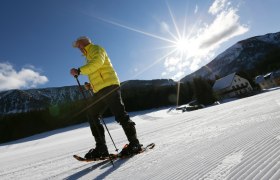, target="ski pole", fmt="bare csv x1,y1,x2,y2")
84,82,119,152
75,75,86,99
101,117,119,152
74,76,115,166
